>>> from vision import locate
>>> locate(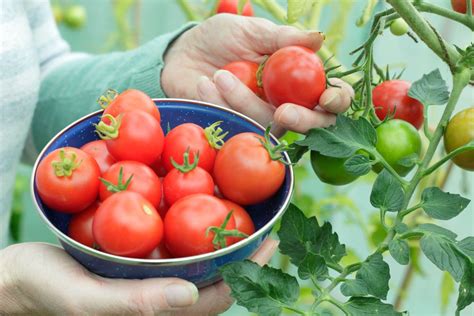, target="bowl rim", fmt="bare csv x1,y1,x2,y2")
31,98,294,266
